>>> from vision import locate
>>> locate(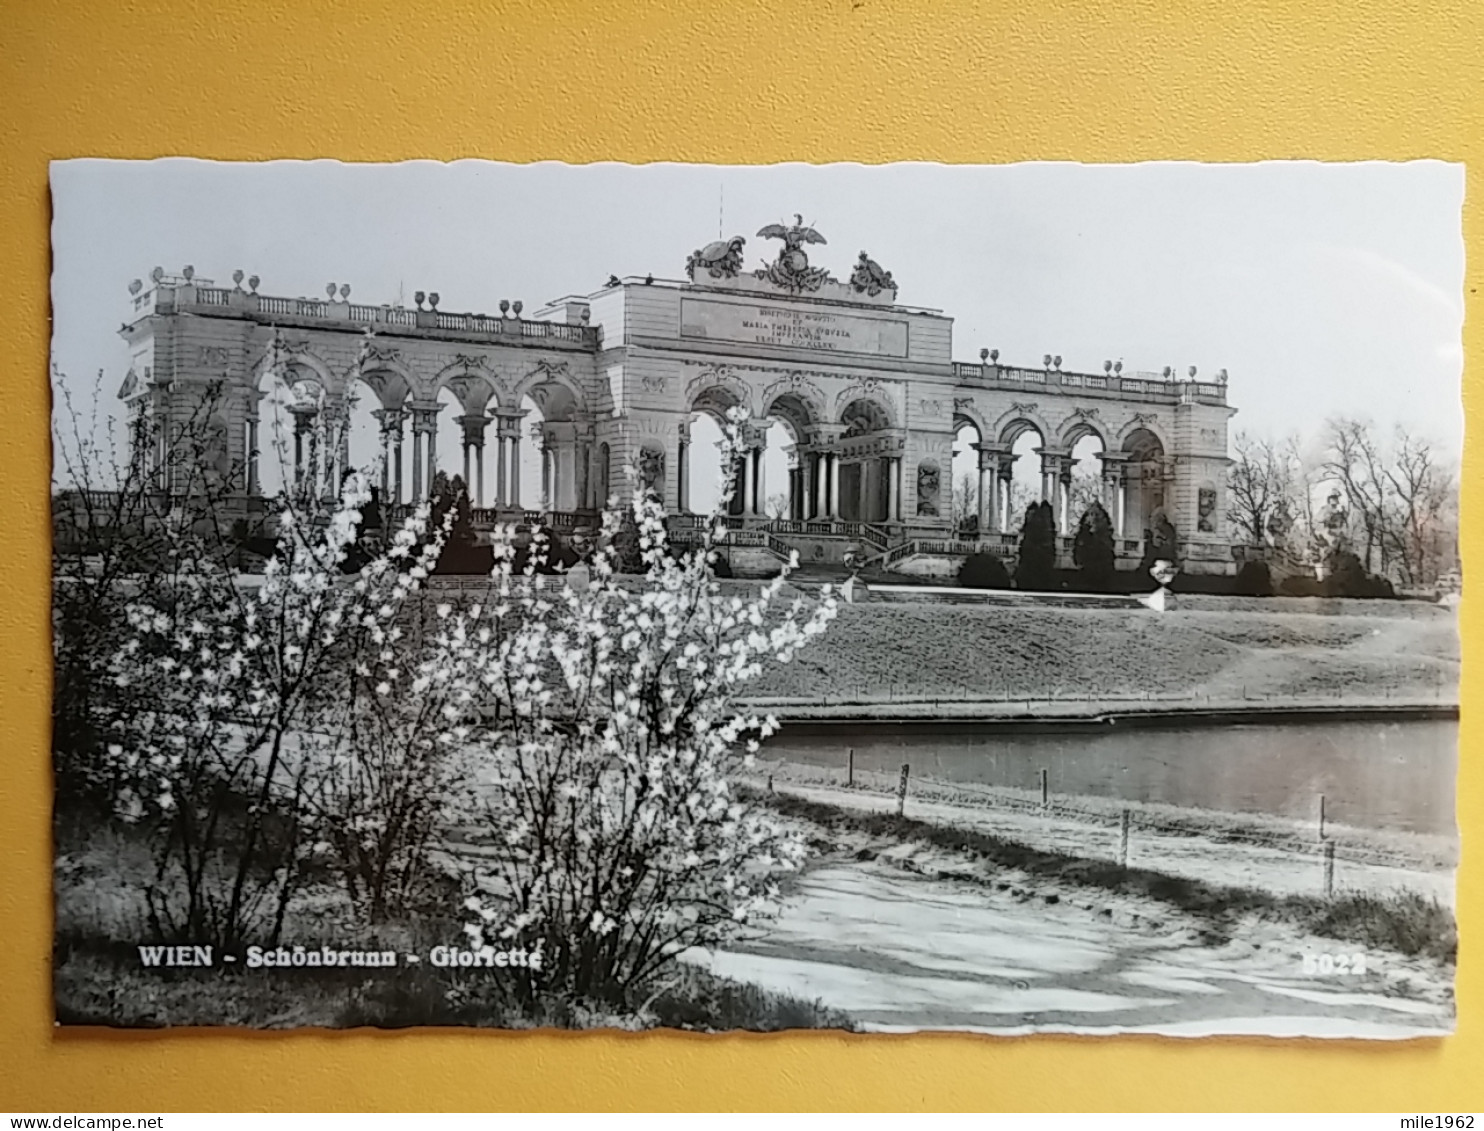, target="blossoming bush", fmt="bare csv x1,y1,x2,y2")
96,396,839,1020
102,473,454,946
51,373,245,806
443,427,839,1009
